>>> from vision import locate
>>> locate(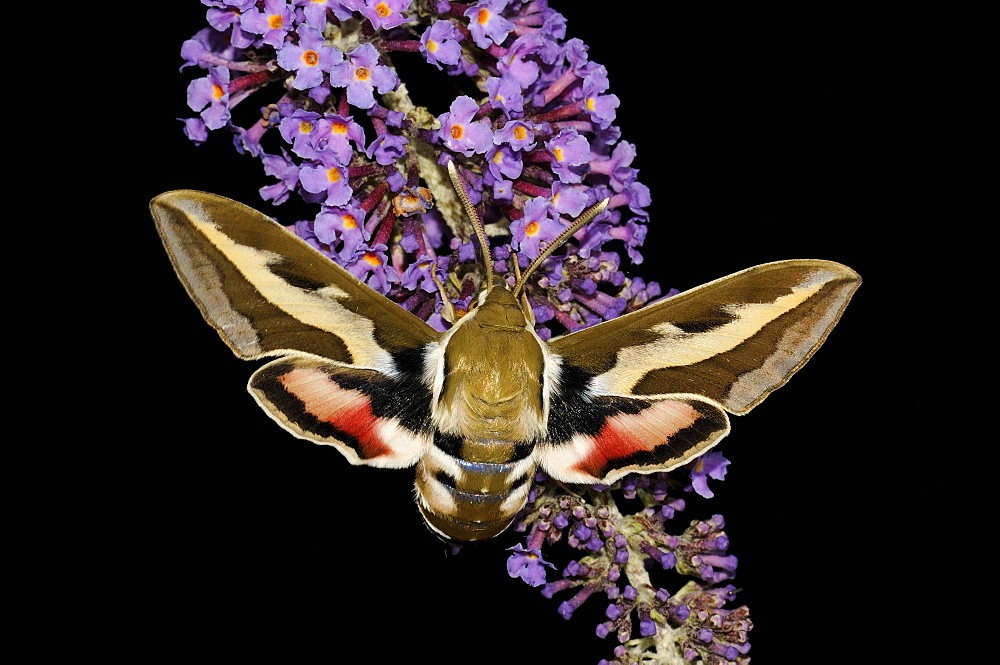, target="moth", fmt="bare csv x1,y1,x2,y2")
151,163,860,541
